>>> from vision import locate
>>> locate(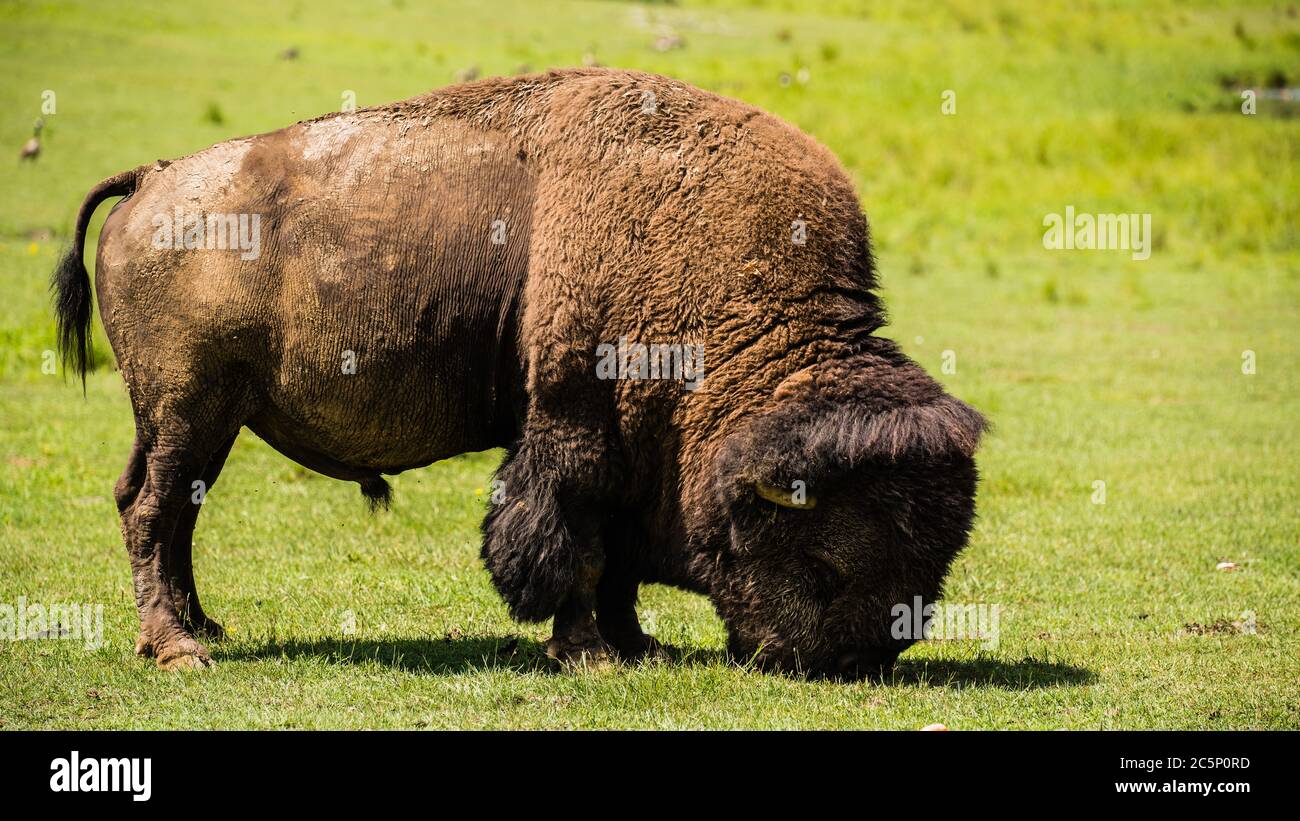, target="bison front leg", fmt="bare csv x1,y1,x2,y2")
596,566,666,661
545,516,610,666
481,264,627,666
481,441,615,667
